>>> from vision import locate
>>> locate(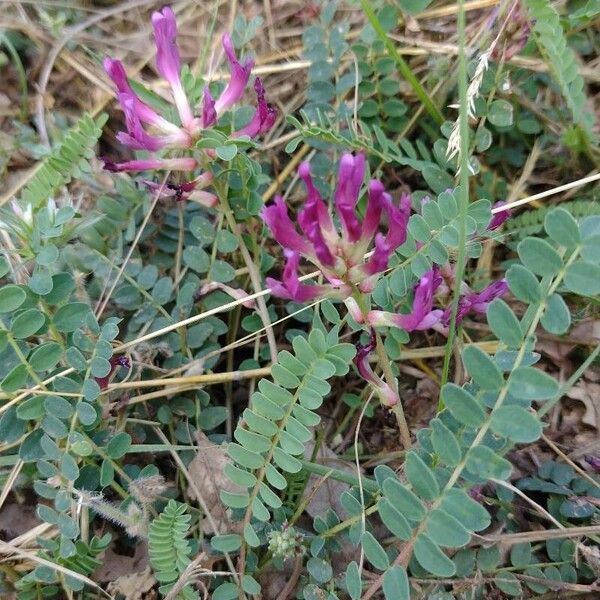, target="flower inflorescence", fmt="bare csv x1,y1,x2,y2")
101,6,276,204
